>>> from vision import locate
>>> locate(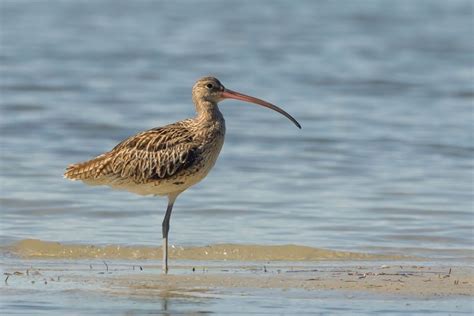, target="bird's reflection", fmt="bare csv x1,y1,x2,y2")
123,290,213,316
